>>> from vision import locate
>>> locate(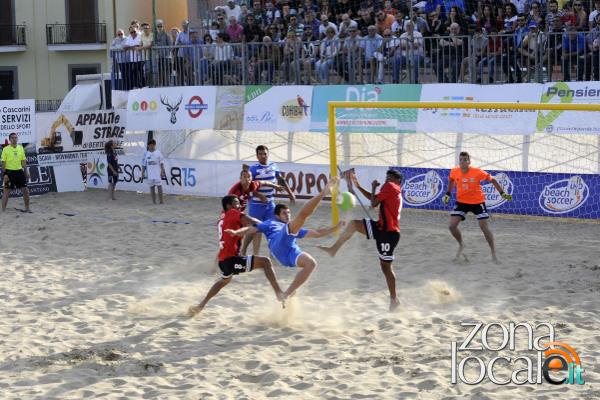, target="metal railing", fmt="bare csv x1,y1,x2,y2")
109,30,600,88
0,25,26,46
46,23,107,45
35,100,63,112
